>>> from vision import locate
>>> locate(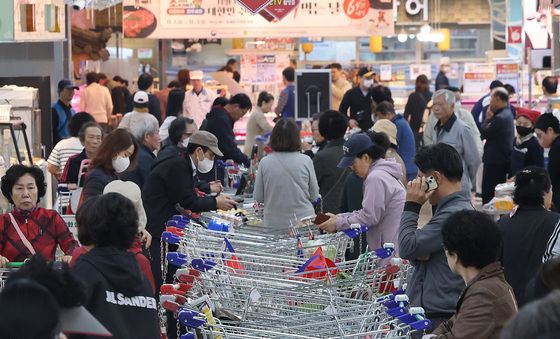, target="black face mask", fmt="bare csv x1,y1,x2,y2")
516,126,534,137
